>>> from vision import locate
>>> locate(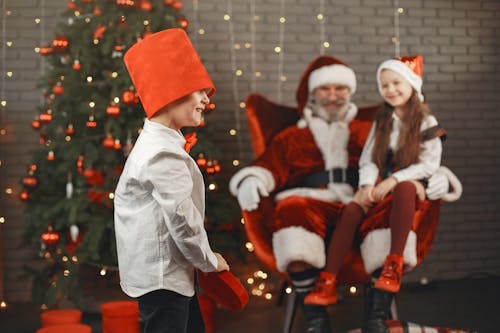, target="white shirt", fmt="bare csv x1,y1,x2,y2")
358,113,442,186
114,119,218,298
